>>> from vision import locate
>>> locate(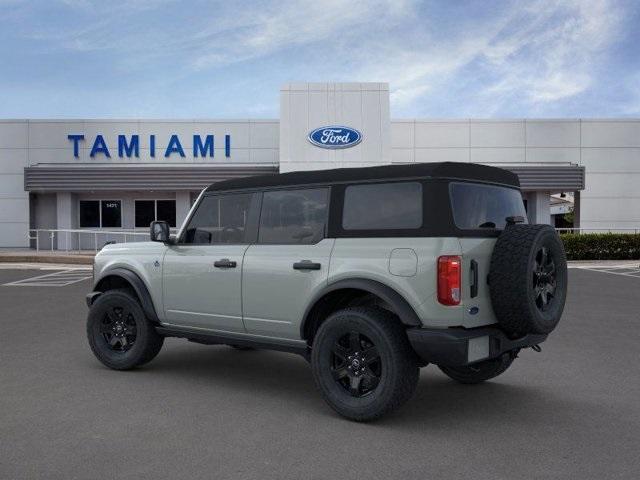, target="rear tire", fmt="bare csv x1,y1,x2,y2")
311,307,419,421
87,289,164,370
439,353,515,384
